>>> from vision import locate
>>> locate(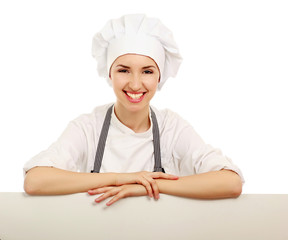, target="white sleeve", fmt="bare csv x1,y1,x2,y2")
23,120,88,175
173,125,245,183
